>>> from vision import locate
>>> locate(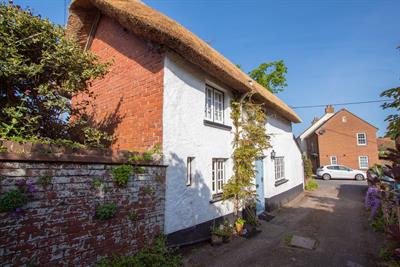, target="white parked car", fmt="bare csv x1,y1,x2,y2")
316,165,366,181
